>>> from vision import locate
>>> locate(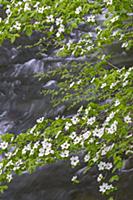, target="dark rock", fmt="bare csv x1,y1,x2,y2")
0,47,11,67
1,159,132,200
0,120,14,135
0,161,103,200
12,46,41,64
